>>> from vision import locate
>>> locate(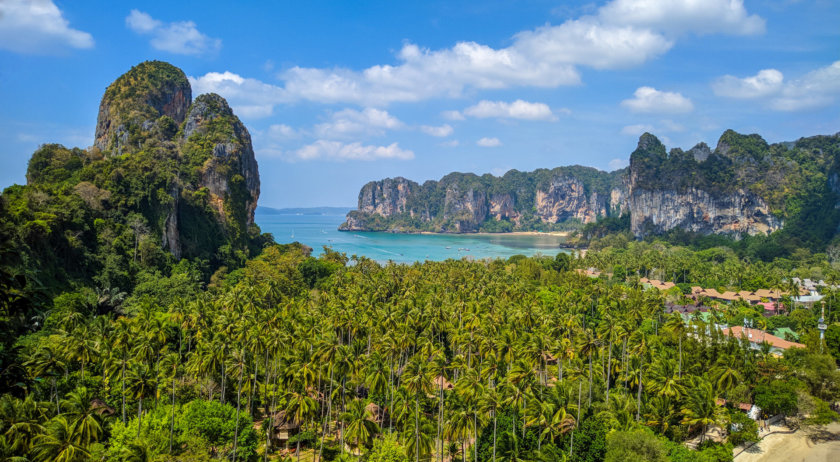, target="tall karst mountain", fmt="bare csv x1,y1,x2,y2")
1,61,265,291
342,130,840,246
